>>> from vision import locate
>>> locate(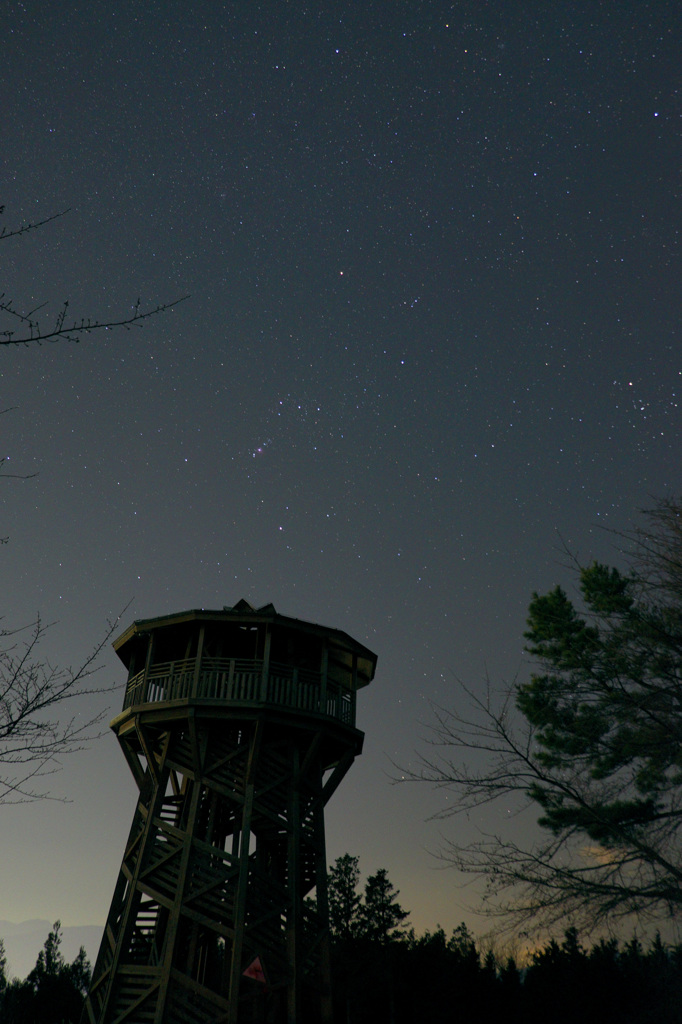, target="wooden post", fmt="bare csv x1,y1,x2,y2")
227,720,262,1024
95,729,171,1024
142,631,155,704
320,644,329,716
287,745,301,1024
153,774,203,1023
191,625,206,698
260,626,271,702
315,791,334,1024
